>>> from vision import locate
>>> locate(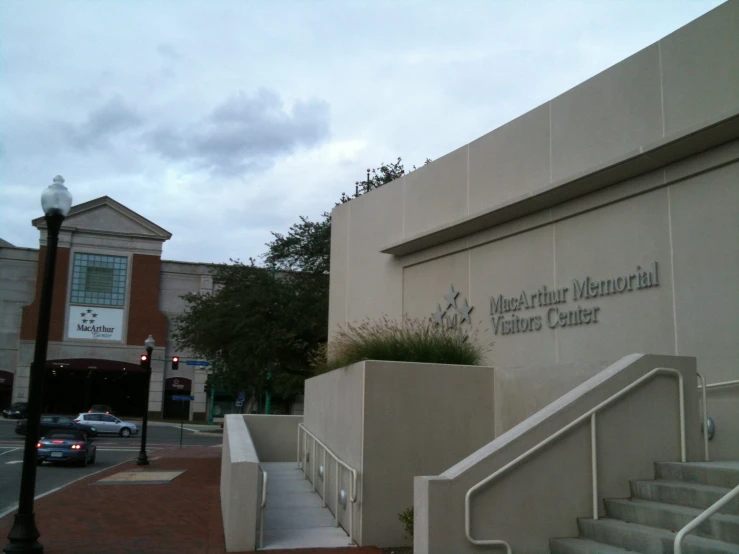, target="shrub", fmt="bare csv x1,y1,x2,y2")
313,316,489,373
399,506,414,539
